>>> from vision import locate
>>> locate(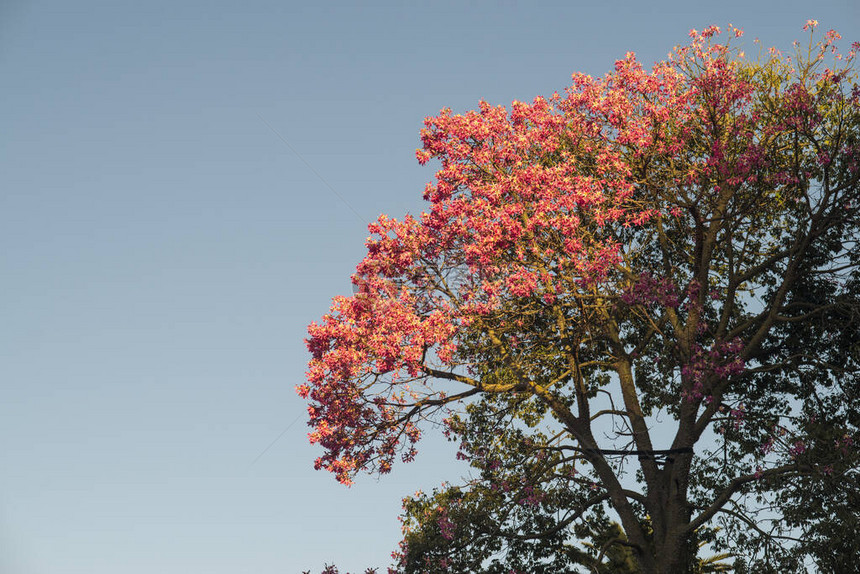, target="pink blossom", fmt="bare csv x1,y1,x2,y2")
788,440,807,457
